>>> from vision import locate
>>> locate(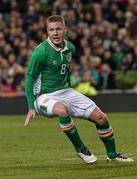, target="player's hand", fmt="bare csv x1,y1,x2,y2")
24,109,36,127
